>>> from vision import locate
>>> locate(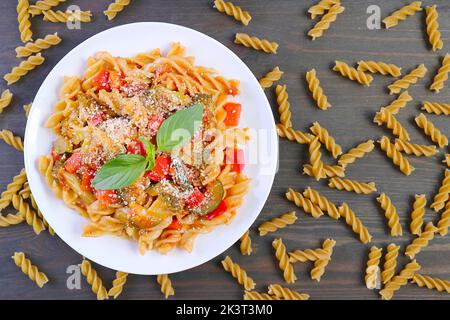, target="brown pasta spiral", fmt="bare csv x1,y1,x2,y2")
42,10,92,23
374,108,410,141
308,0,340,19
306,69,330,110
308,136,325,181
285,188,324,219
381,243,400,284
15,33,61,57
365,246,382,289
11,194,46,235
328,177,377,195
383,1,422,29
379,136,415,175
311,239,335,282
425,5,443,52
17,0,33,43
272,238,297,284
437,201,450,236
4,53,45,85
275,85,292,128
394,139,437,157
430,53,450,93
412,274,450,293
81,259,109,300
0,90,13,114
258,211,297,236
303,187,340,220
0,129,24,151
259,67,283,89
214,0,252,26
410,194,427,235
12,252,48,288
338,202,372,244
357,61,402,77
108,271,128,299
405,222,438,259
234,33,278,54
333,60,373,86
239,230,252,255
28,0,66,16
157,274,175,299
268,284,310,300
422,101,450,115
430,169,450,212
388,65,427,95
308,3,345,40
379,260,421,300
276,124,314,144
338,140,374,168
415,113,448,148
104,0,131,21
310,122,342,158
376,193,403,237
